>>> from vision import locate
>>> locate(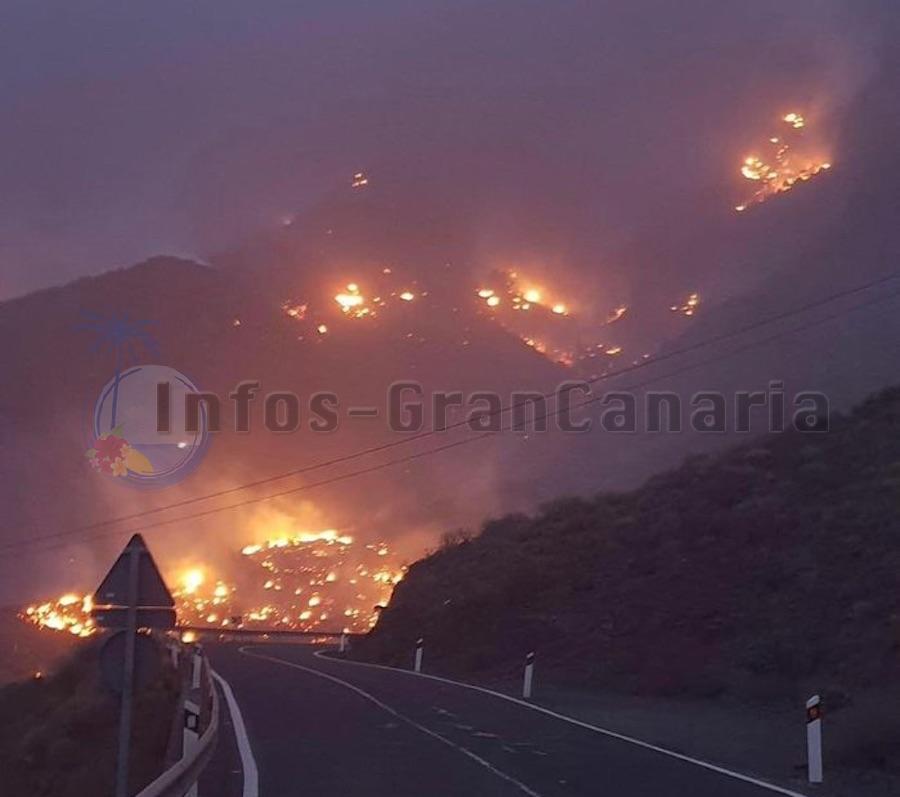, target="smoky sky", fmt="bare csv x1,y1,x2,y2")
0,0,887,300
